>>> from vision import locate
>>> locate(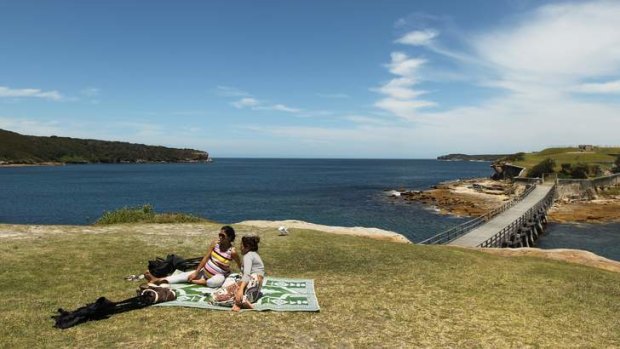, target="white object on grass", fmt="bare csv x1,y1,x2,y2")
278,226,289,236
